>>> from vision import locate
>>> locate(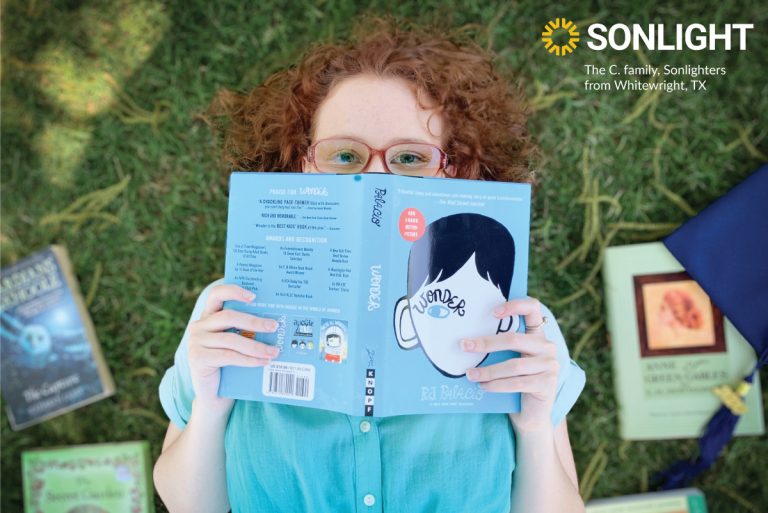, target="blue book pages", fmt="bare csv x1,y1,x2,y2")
0,246,114,430
219,172,530,417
